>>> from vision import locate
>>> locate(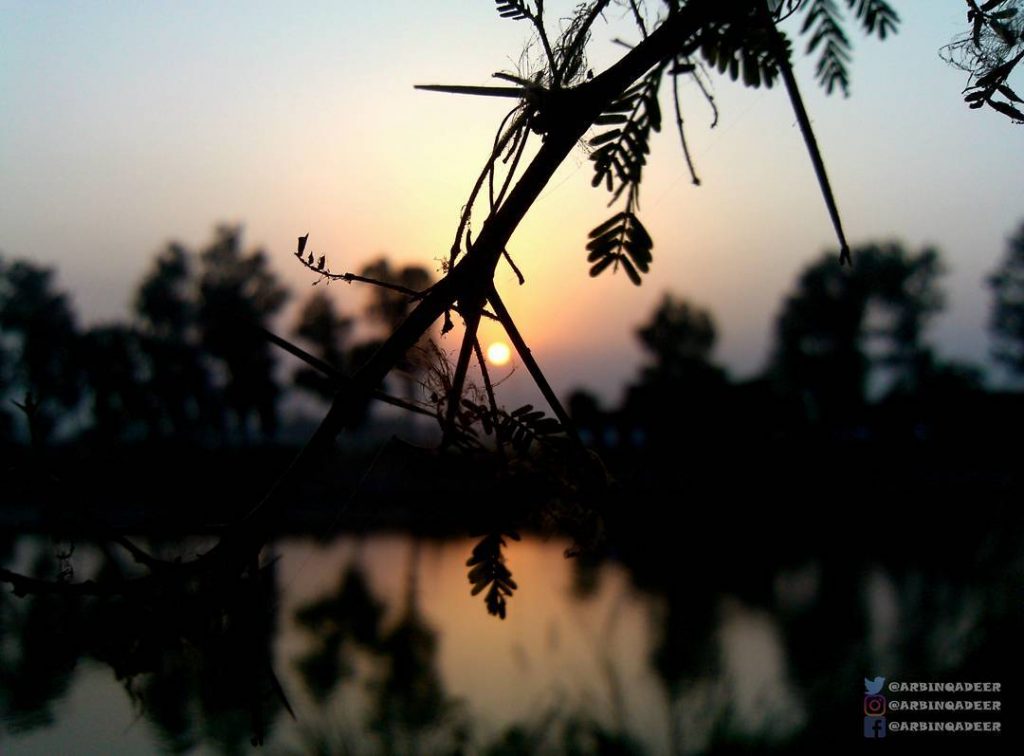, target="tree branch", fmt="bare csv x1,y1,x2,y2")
167,0,740,573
